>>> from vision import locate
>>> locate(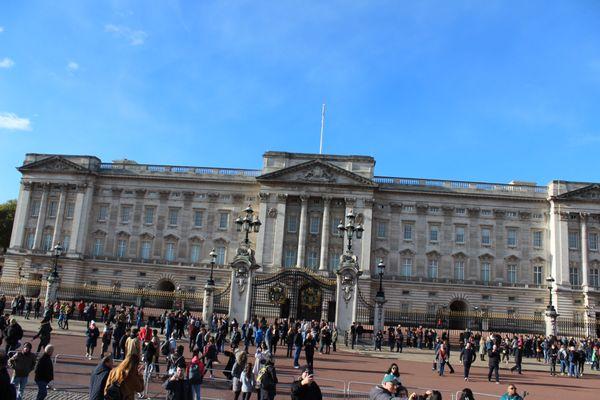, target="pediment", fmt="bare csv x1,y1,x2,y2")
257,160,376,188
556,184,600,201
18,156,89,174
